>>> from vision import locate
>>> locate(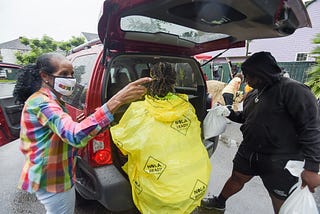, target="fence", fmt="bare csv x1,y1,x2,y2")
202,61,316,84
